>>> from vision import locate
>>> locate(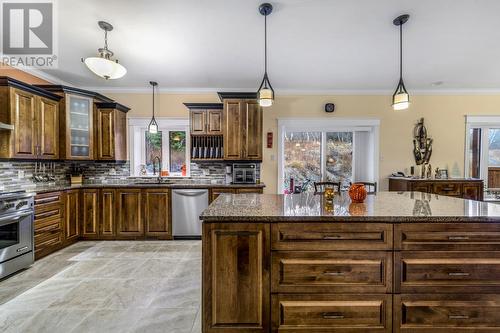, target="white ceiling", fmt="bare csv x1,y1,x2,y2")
36,0,500,93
